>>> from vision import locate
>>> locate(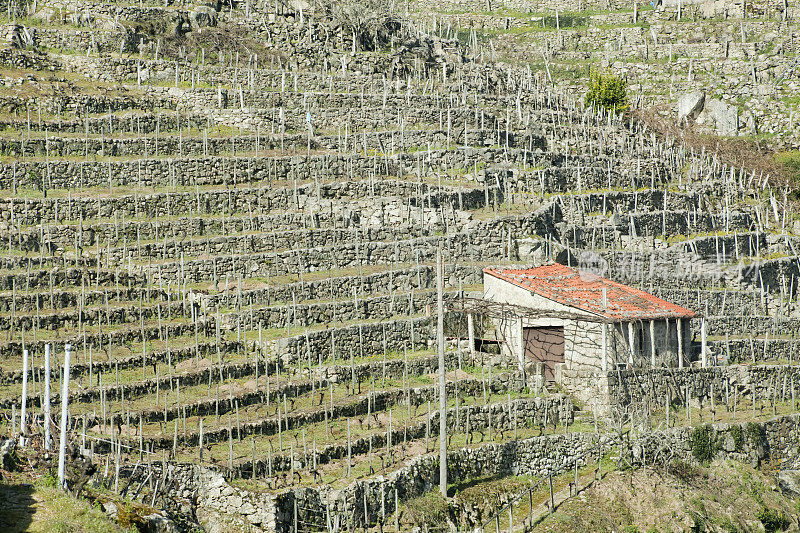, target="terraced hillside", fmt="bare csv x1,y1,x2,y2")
413,0,800,152
0,0,799,531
